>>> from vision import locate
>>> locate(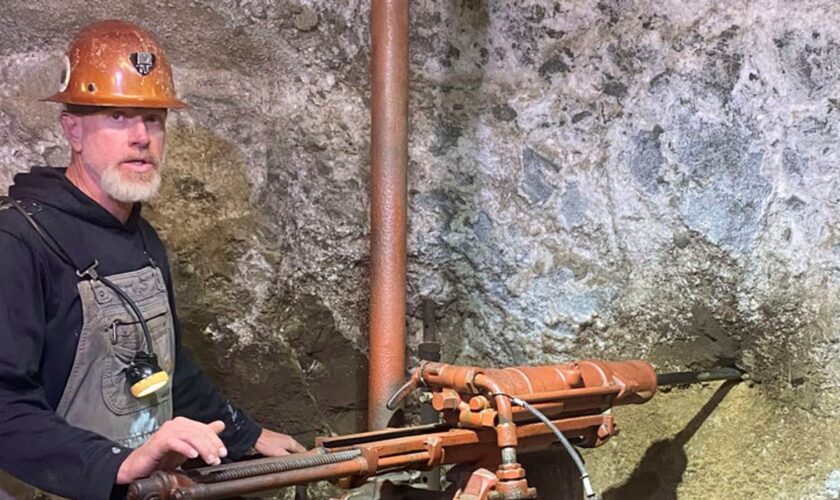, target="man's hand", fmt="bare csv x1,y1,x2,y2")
116,417,227,484
253,428,306,456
